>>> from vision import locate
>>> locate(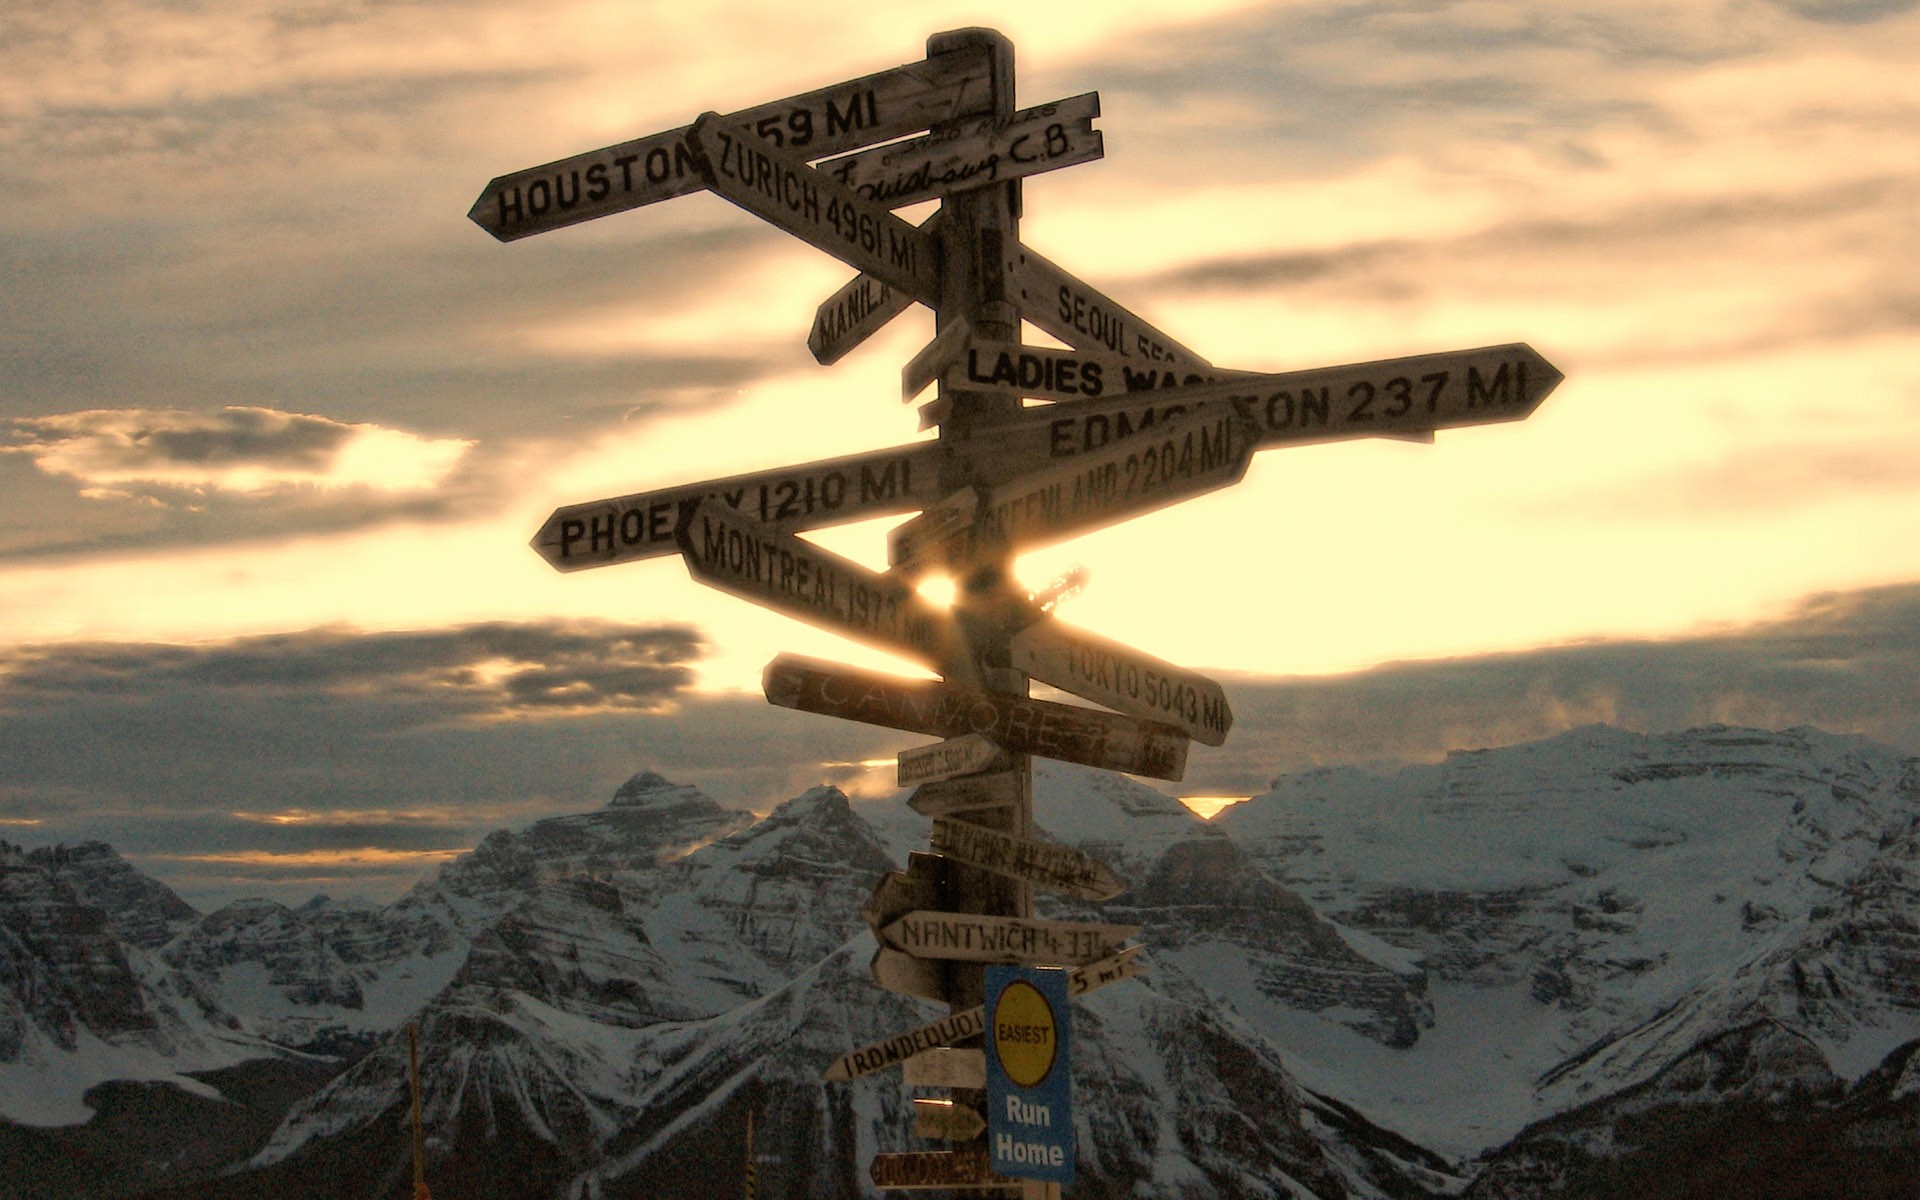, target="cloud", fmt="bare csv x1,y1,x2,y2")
3,405,472,501
1183,581,1920,797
